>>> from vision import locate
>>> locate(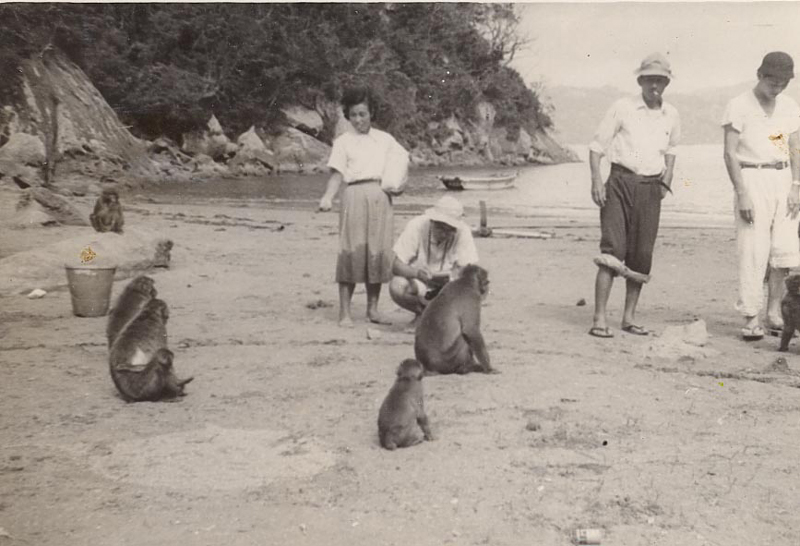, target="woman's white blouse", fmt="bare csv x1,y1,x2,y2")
327,128,404,183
